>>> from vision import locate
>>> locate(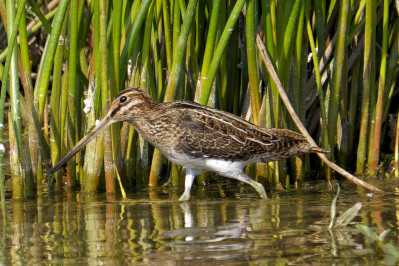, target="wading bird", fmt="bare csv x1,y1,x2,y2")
51,87,327,201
